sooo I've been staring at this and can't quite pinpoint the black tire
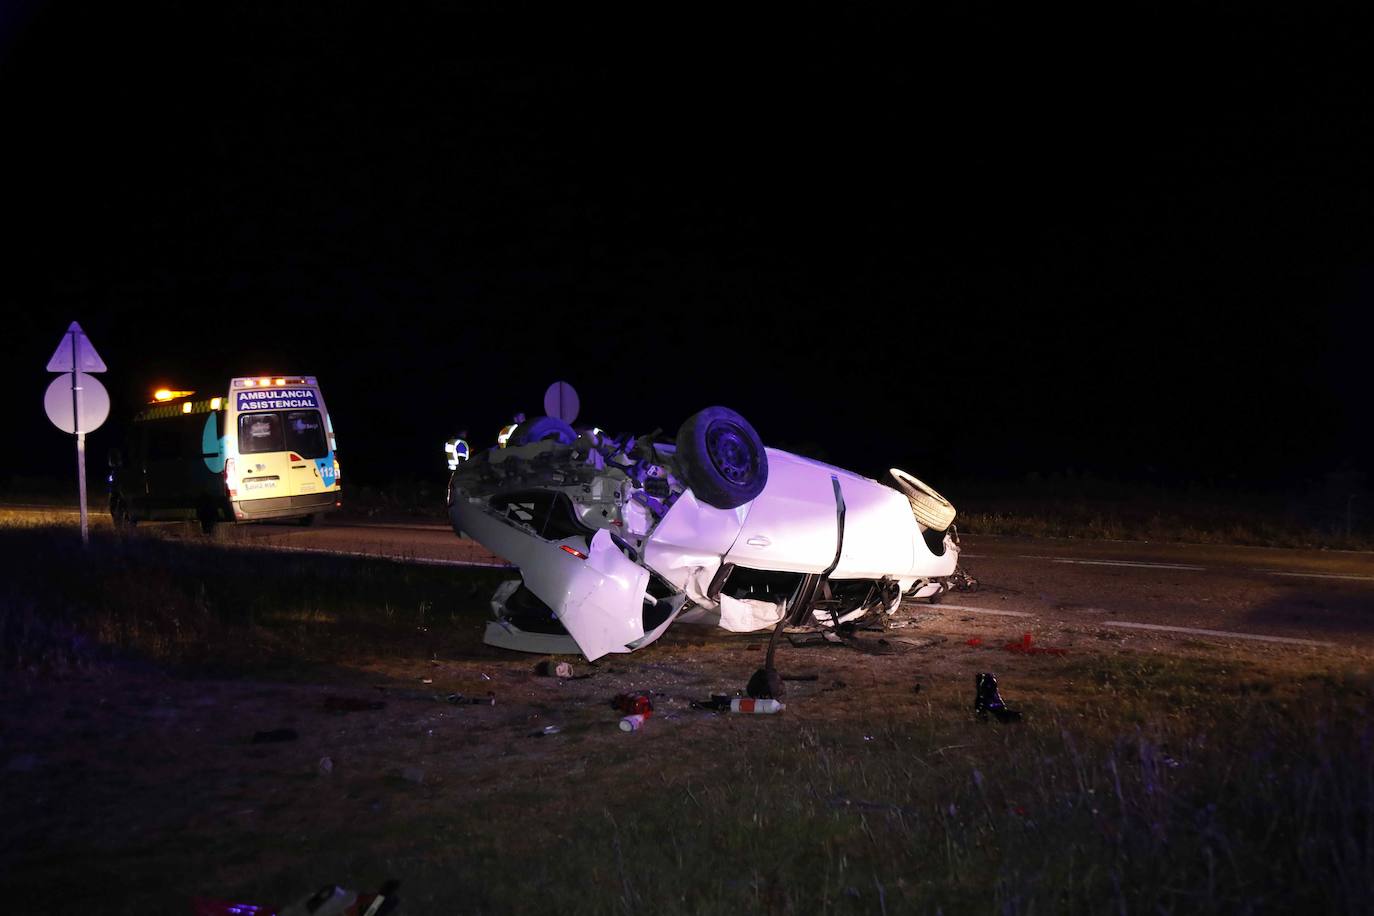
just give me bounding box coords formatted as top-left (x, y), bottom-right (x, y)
top-left (197, 499), bottom-right (219, 535)
top-left (517, 416), bottom-right (577, 446)
top-left (675, 406), bottom-right (768, 509)
top-left (297, 513), bottom-right (316, 527)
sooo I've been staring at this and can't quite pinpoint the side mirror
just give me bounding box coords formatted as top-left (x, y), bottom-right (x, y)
top-left (107, 448), bottom-right (123, 469)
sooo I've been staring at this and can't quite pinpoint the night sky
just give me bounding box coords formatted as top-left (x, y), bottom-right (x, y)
top-left (4, 5), bottom-right (1371, 493)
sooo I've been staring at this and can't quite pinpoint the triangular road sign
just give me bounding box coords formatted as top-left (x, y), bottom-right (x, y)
top-left (46, 321), bottom-right (107, 373)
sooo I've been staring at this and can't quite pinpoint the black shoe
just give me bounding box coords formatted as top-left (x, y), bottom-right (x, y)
top-left (974, 672), bottom-right (1022, 723)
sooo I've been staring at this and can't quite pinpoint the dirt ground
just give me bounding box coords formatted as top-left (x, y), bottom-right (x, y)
top-left (2, 588), bottom-right (1362, 914)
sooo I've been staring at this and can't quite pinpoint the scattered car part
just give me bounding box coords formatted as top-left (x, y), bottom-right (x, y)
top-left (890, 468), bottom-right (957, 532)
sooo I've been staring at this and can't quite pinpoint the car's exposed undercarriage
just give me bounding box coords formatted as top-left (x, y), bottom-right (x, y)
top-left (448, 408), bottom-right (967, 660)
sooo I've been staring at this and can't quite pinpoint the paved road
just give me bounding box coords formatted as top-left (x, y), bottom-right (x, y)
top-left (11, 506), bottom-right (1373, 648)
top-left (953, 536), bottom-right (1374, 648)
top-left (227, 516), bottom-right (1374, 649)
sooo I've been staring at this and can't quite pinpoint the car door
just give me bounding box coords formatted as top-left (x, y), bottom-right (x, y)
top-left (235, 411), bottom-right (292, 500)
top-left (282, 408), bottom-right (329, 497)
top-left (722, 449), bottom-right (840, 574)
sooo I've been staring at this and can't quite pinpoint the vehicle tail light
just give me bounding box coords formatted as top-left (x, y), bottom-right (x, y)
top-left (224, 458), bottom-right (236, 498)
top-left (289, 452), bottom-right (303, 462)
top-left (559, 545), bottom-right (588, 560)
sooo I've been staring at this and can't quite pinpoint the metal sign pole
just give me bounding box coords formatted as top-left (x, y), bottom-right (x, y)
top-left (44, 322), bottom-right (108, 547)
top-left (70, 330), bottom-right (89, 546)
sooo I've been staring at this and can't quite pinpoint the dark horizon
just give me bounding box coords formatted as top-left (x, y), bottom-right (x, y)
top-left (4, 5), bottom-right (1371, 495)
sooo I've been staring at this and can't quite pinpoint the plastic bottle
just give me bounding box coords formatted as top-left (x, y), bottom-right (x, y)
top-left (619, 713), bottom-right (648, 731)
top-left (730, 698), bottom-right (784, 714)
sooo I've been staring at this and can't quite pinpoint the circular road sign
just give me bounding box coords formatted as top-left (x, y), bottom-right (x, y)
top-left (44, 372), bottom-right (110, 434)
top-left (543, 380), bottom-right (580, 425)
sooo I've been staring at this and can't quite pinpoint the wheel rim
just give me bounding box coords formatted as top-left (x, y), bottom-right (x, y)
top-left (705, 420), bottom-right (758, 486)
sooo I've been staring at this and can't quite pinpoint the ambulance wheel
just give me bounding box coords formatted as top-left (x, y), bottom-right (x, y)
top-left (197, 500), bottom-right (219, 535)
top-left (111, 497), bottom-right (136, 529)
top-left (676, 406), bottom-right (768, 509)
top-left (297, 513), bottom-right (316, 527)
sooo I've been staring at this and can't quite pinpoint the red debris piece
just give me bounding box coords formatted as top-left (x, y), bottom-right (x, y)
top-left (1002, 633), bottom-right (1067, 656)
top-left (612, 693), bottom-right (653, 716)
top-left (965, 638), bottom-right (984, 647)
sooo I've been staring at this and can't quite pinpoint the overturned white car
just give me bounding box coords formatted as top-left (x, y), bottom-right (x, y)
top-left (447, 406), bottom-right (963, 661)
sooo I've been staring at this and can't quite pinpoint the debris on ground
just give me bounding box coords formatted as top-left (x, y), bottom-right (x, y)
top-left (194, 881), bottom-right (398, 916)
top-left (694, 695), bottom-right (785, 714)
top-left (965, 637), bottom-right (984, 647)
top-left (690, 694), bottom-right (734, 711)
top-left (534, 659), bottom-right (574, 678)
top-left (446, 692), bottom-right (496, 706)
top-left (282, 883), bottom-right (357, 916)
top-left (612, 694), bottom-right (653, 715)
top-left (251, 728), bottom-right (298, 744)
top-left (612, 693), bottom-right (654, 731)
top-left (193, 898), bottom-right (270, 916)
top-left (1002, 633), bottom-right (1068, 656)
top-left (973, 672), bottom-right (1022, 723)
top-left (530, 725), bottom-right (561, 737)
top-left (323, 696), bottom-right (386, 713)
top-left (949, 566), bottom-right (980, 593)
top-left (787, 631), bottom-right (846, 647)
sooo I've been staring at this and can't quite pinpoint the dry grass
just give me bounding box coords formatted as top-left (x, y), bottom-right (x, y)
top-left (0, 523), bottom-right (1371, 913)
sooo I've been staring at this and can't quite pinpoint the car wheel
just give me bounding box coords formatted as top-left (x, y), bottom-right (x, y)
top-left (889, 468), bottom-right (956, 532)
top-left (675, 406), bottom-right (769, 509)
top-left (517, 416), bottom-right (577, 446)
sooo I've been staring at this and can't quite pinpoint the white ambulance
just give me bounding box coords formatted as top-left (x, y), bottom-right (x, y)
top-left (109, 376), bottom-right (342, 531)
